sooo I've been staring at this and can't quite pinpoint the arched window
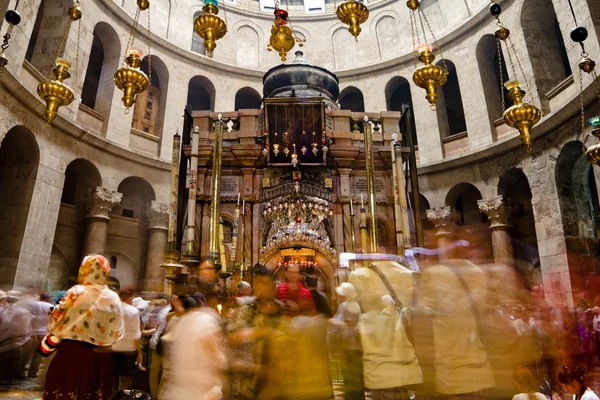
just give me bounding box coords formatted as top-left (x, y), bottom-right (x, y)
top-left (375, 16), bottom-right (401, 60)
top-left (339, 86), bottom-right (365, 112)
top-left (113, 177), bottom-right (156, 219)
top-left (131, 56), bottom-right (169, 138)
top-left (188, 76), bottom-right (216, 111)
top-left (476, 34), bottom-right (512, 122)
top-left (385, 76), bottom-right (417, 146)
top-left (237, 26), bottom-right (259, 69)
top-left (191, 11), bottom-right (206, 55)
top-left (235, 87), bottom-right (262, 110)
top-left (436, 60), bottom-right (467, 137)
top-left (521, 0), bottom-right (572, 97)
top-left (110, 256), bottom-right (118, 270)
top-left (445, 183), bottom-right (485, 226)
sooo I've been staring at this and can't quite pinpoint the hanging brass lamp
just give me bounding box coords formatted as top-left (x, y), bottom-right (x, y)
top-left (36, 1), bottom-right (82, 124)
top-left (0, 4), bottom-right (23, 71)
top-left (585, 117), bottom-right (600, 165)
top-left (336, 0), bottom-right (369, 41)
top-left (114, 0), bottom-right (152, 111)
top-left (407, 1), bottom-right (447, 109)
top-left (114, 49), bottom-right (149, 111)
top-left (193, 0), bottom-right (227, 58)
top-left (267, 8), bottom-right (304, 63)
top-left (412, 44), bottom-right (447, 110)
top-left (502, 81), bottom-right (541, 153)
top-left (490, 3), bottom-right (541, 153)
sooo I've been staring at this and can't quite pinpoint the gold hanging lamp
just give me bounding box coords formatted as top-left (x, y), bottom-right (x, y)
top-left (490, 3), bottom-right (541, 153)
top-left (36, 1), bottom-right (82, 124)
top-left (193, 0), bottom-right (227, 58)
top-left (267, 5), bottom-right (305, 63)
top-left (114, 1), bottom-right (152, 112)
top-left (407, 0), bottom-right (447, 110)
top-left (0, 1), bottom-right (23, 71)
top-left (336, 0), bottom-right (369, 41)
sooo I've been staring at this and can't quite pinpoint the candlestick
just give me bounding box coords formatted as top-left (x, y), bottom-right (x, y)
top-left (350, 199), bottom-right (354, 215)
top-left (242, 199), bottom-right (245, 214)
top-left (361, 193), bottom-right (364, 208)
top-left (237, 193), bottom-right (240, 206)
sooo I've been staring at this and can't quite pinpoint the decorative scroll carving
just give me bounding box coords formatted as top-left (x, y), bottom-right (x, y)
top-left (426, 206), bottom-right (454, 238)
top-left (85, 187), bottom-right (123, 220)
top-left (147, 201), bottom-right (169, 230)
top-left (478, 195), bottom-right (512, 228)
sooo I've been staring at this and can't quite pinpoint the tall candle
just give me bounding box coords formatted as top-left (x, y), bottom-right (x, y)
top-left (361, 193), bottom-right (364, 208)
top-left (350, 199), bottom-right (354, 215)
top-left (237, 193), bottom-right (240, 206)
top-left (242, 199), bottom-right (245, 214)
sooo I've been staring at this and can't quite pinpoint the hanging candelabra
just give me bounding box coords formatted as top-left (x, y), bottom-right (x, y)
top-left (336, 0), bottom-right (369, 41)
top-left (490, 3), bottom-right (541, 153)
top-left (194, 0), bottom-right (227, 58)
top-left (37, 1), bottom-right (82, 124)
top-left (267, 2), bottom-right (305, 63)
top-left (407, 1), bottom-right (447, 110)
top-left (0, 1), bottom-right (22, 71)
top-left (114, 0), bottom-right (152, 112)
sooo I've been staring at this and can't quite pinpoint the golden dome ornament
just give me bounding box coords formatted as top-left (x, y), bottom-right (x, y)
top-left (502, 81), bottom-right (541, 153)
top-left (37, 59), bottom-right (75, 124)
top-left (412, 44), bottom-right (447, 110)
top-left (193, 0), bottom-right (227, 58)
top-left (36, 0), bottom-right (82, 124)
top-left (336, 0), bottom-right (369, 41)
top-left (114, 49), bottom-right (149, 112)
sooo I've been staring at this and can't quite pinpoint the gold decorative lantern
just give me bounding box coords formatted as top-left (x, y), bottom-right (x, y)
top-left (412, 44), bottom-right (447, 110)
top-left (502, 81), bottom-right (541, 153)
top-left (193, 0), bottom-right (227, 58)
top-left (336, 0), bottom-right (369, 41)
top-left (490, 3), bottom-right (541, 153)
top-left (114, 49), bottom-right (149, 111)
top-left (114, 0), bottom-right (152, 111)
top-left (267, 8), bottom-right (305, 63)
top-left (586, 117), bottom-right (600, 165)
top-left (407, 1), bottom-right (447, 109)
top-left (36, 1), bottom-right (82, 124)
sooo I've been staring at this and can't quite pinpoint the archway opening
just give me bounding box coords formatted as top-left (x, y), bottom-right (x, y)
top-left (436, 60), bottom-right (467, 137)
top-left (385, 76), bottom-right (417, 146)
top-left (339, 86), bottom-right (365, 113)
top-left (188, 76), bottom-right (216, 111)
top-left (235, 87), bottom-right (262, 111)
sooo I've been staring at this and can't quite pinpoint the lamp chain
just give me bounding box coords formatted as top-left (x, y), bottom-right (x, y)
top-left (496, 37), bottom-right (505, 112)
top-left (420, 8), bottom-right (448, 73)
top-left (125, 7), bottom-right (142, 64)
top-left (507, 35), bottom-right (536, 107)
top-left (409, 11), bottom-right (418, 70)
top-left (147, 6), bottom-right (152, 86)
top-left (580, 68), bottom-right (585, 139)
top-left (74, 16), bottom-right (81, 93)
top-left (49, 18), bottom-right (73, 79)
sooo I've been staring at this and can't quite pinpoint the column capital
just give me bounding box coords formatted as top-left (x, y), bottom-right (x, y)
top-left (147, 201), bottom-right (169, 230)
top-left (337, 168), bottom-right (353, 175)
top-left (478, 195), bottom-right (512, 228)
top-left (426, 206), bottom-right (454, 237)
top-left (86, 187), bottom-right (122, 219)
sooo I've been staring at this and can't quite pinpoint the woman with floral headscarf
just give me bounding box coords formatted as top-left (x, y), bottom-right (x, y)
top-left (41, 255), bottom-right (124, 400)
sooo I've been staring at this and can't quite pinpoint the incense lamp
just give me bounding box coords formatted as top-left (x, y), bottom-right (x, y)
top-left (37, 59), bottom-right (75, 123)
top-left (586, 117), bottom-right (600, 165)
top-left (193, 0), bottom-right (227, 58)
top-left (336, 0), bottom-right (369, 41)
top-left (267, 9), bottom-right (295, 63)
top-left (503, 81), bottom-right (541, 153)
top-left (412, 44), bottom-right (447, 109)
top-left (114, 48), bottom-right (149, 111)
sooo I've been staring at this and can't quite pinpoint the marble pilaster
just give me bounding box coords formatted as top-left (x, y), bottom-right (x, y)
top-left (478, 195), bottom-right (515, 266)
top-left (145, 201), bottom-right (169, 292)
top-left (81, 187), bottom-right (122, 257)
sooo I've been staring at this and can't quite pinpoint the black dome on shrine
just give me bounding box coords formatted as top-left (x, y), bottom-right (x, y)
top-left (262, 51), bottom-right (339, 106)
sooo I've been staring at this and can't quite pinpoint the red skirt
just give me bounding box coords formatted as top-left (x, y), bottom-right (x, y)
top-left (43, 339), bottom-right (114, 400)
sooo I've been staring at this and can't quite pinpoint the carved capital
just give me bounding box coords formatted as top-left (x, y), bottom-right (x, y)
top-left (478, 195), bottom-right (512, 228)
top-left (147, 201), bottom-right (169, 230)
top-left (86, 187), bottom-right (122, 219)
top-left (426, 206), bottom-right (454, 237)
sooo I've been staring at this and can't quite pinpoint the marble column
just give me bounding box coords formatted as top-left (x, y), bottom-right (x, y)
top-left (426, 207), bottom-right (455, 260)
top-left (81, 187), bottom-right (122, 258)
top-left (478, 196), bottom-right (514, 266)
top-left (145, 201), bottom-right (169, 292)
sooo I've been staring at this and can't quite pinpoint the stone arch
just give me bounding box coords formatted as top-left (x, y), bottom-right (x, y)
top-left (385, 76), bottom-right (417, 145)
top-left (498, 168), bottom-right (540, 270)
top-left (520, 0), bottom-right (572, 98)
top-left (188, 76), bottom-right (216, 111)
top-left (237, 25), bottom-right (260, 69)
top-left (476, 34), bottom-right (512, 122)
top-left (113, 177), bottom-right (156, 219)
top-left (0, 126), bottom-right (40, 287)
top-left (332, 27), bottom-right (363, 70)
top-left (25, 0), bottom-right (75, 75)
top-left (60, 158), bottom-right (102, 220)
top-left (445, 182), bottom-right (485, 226)
top-left (47, 246), bottom-right (70, 291)
top-left (104, 251), bottom-right (139, 289)
top-left (191, 11), bottom-right (206, 55)
top-left (375, 15), bottom-right (400, 60)
top-left (339, 86), bottom-right (365, 113)
top-left (436, 60), bottom-right (467, 137)
top-left (130, 55), bottom-right (170, 138)
top-left (80, 21), bottom-right (122, 134)
top-left (235, 87), bottom-right (262, 111)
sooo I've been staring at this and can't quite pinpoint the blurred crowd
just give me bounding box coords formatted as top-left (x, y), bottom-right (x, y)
top-left (1, 248), bottom-right (600, 400)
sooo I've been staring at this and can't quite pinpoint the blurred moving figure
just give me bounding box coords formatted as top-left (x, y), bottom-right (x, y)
top-left (113, 288), bottom-right (143, 391)
top-left (0, 290), bottom-right (32, 382)
top-left (42, 255), bottom-right (124, 400)
top-left (511, 365), bottom-right (547, 400)
top-left (277, 264), bottom-right (314, 316)
top-left (18, 291), bottom-right (53, 378)
top-left (332, 282), bottom-right (365, 400)
top-left (306, 275), bottom-right (332, 318)
top-left (557, 365), bottom-right (600, 400)
top-left (349, 261), bottom-right (422, 400)
top-left (421, 249), bottom-right (496, 399)
top-left (148, 298), bottom-right (171, 397)
top-left (158, 295), bottom-right (226, 400)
